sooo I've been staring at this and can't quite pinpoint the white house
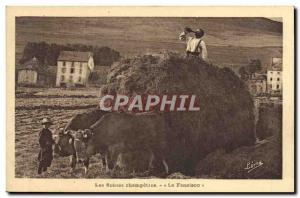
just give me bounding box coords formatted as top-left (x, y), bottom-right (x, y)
top-left (17, 57), bottom-right (46, 86)
top-left (56, 51), bottom-right (94, 87)
top-left (267, 57), bottom-right (282, 93)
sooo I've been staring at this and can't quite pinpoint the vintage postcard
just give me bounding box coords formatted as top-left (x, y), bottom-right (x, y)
top-left (6, 6), bottom-right (294, 193)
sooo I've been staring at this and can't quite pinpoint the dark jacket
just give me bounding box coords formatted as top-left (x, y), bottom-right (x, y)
top-left (38, 128), bottom-right (54, 167)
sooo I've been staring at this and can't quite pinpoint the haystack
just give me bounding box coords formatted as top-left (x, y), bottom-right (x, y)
top-left (101, 52), bottom-right (255, 175)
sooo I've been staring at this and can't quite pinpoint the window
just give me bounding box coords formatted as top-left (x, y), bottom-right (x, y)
top-left (69, 76), bottom-right (73, 82)
top-left (61, 75), bottom-right (65, 82)
top-left (270, 72), bottom-right (273, 74)
top-left (79, 64), bottom-right (83, 74)
top-left (270, 78), bottom-right (272, 81)
top-left (63, 61), bottom-right (66, 66)
top-left (277, 78), bottom-right (280, 81)
top-left (277, 72), bottom-right (280, 74)
top-left (70, 62), bottom-right (75, 73)
top-left (78, 76), bottom-right (81, 82)
top-left (276, 84), bottom-right (280, 89)
top-left (61, 67), bottom-right (66, 73)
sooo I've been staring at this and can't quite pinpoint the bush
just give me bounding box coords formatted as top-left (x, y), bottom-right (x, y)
top-left (256, 104), bottom-right (282, 140)
top-left (195, 134), bottom-right (282, 179)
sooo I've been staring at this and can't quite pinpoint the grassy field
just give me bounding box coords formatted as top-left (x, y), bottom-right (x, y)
top-left (15, 88), bottom-right (282, 179)
top-left (15, 88), bottom-right (106, 178)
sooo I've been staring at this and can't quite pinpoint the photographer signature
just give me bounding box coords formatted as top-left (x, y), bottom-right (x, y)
top-left (244, 160), bottom-right (264, 173)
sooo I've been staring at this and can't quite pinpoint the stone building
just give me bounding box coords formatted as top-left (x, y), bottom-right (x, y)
top-left (267, 57), bottom-right (282, 94)
top-left (17, 57), bottom-right (46, 86)
top-left (55, 51), bottom-right (94, 87)
top-left (247, 74), bottom-right (267, 96)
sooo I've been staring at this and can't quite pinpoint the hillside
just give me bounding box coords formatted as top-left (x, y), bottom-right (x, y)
top-left (16, 17), bottom-right (282, 68)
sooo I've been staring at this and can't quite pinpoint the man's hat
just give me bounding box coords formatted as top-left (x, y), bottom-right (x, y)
top-left (195, 29), bottom-right (204, 38)
top-left (41, 118), bottom-right (53, 125)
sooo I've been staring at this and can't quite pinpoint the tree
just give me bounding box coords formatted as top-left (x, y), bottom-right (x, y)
top-left (19, 42), bottom-right (121, 66)
top-left (20, 42), bottom-right (49, 66)
top-left (247, 59), bottom-right (262, 74)
top-left (238, 59), bottom-right (262, 80)
top-left (238, 66), bottom-right (248, 80)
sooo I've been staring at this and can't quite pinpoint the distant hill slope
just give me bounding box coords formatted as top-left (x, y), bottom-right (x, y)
top-left (16, 17), bottom-right (282, 68)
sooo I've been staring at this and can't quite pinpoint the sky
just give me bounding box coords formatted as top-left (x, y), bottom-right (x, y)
top-left (268, 17), bottom-right (283, 22)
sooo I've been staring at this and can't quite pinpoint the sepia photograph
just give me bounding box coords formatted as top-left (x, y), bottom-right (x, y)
top-left (6, 6), bottom-right (294, 193)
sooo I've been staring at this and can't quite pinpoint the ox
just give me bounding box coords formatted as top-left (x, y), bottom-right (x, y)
top-left (54, 109), bottom-right (108, 171)
top-left (82, 112), bottom-right (170, 175)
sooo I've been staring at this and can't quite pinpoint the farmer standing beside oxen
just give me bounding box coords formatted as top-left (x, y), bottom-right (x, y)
top-left (38, 118), bottom-right (55, 174)
top-left (179, 27), bottom-right (208, 61)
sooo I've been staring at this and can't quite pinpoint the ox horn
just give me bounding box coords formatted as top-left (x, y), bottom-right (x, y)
top-left (63, 129), bottom-right (71, 135)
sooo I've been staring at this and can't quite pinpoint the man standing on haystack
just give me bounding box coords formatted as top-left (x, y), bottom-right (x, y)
top-left (179, 27), bottom-right (208, 62)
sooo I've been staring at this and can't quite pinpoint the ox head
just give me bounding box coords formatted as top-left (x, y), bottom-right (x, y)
top-left (53, 128), bottom-right (93, 157)
top-left (74, 129), bottom-right (92, 142)
top-left (53, 128), bottom-right (76, 157)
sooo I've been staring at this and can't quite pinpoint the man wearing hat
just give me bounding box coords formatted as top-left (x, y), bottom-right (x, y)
top-left (179, 27), bottom-right (208, 61)
top-left (38, 118), bottom-right (55, 174)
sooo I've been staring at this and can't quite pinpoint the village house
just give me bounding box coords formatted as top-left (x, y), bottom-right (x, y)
top-left (267, 57), bottom-right (282, 94)
top-left (247, 74), bottom-right (267, 96)
top-left (56, 51), bottom-right (94, 87)
top-left (17, 57), bottom-right (46, 86)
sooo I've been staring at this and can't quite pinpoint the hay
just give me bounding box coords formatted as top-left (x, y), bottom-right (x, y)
top-left (101, 52), bottom-right (255, 175)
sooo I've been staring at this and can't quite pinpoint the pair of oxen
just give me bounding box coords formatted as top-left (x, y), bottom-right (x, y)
top-left (53, 109), bottom-right (169, 176)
